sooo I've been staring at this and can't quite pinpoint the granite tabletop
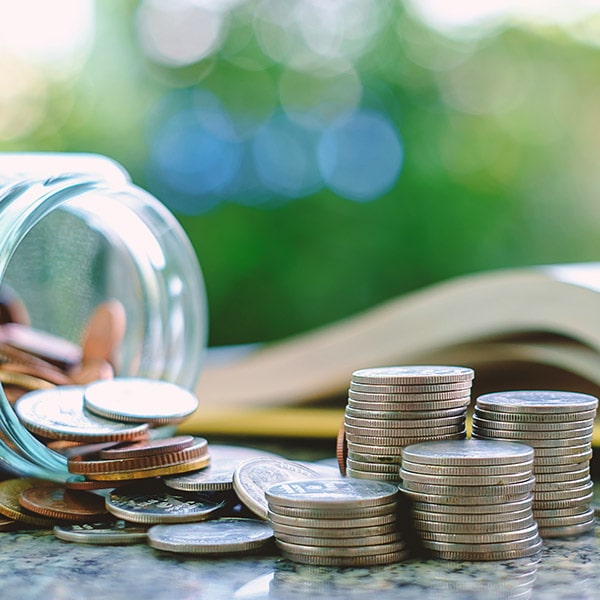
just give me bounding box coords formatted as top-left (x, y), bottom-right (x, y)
top-left (0, 521), bottom-right (597, 600)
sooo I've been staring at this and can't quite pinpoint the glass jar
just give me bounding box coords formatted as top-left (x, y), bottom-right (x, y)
top-left (0, 153), bottom-right (208, 480)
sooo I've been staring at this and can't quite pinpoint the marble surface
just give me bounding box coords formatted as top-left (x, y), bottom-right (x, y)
top-left (0, 516), bottom-right (597, 599)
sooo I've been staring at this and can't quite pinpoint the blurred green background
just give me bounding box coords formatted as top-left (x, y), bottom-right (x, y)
top-left (1, 0), bottom-right (599, 347)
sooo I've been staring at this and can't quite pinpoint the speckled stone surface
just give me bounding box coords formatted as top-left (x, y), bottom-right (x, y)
top-left (0, 519), bottom-right (597, 600)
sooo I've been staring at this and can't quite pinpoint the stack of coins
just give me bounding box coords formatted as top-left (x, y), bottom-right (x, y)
top-left (265, 479), bottom-right (408, 566)
top-left (399, 439), bottom-right (542, 560)
top-left (344, 366), bottom-right (473, 482)
top-left (473, 390), bottom-right (598, 538)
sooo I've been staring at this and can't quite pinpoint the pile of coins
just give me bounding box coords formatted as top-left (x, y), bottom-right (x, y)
top-left (343, 366), bottom-right (473, 482)
top-left (265, 479), bottom-right (408, 567)
top-left (400, 439), bottom-right (542, 560)
top-left (472, 390), bottom-right (598, 538)
top-left (0, 299), bottom-right (126, 405)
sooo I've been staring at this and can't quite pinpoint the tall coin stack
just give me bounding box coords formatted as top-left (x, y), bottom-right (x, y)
top-left (399, 439), bottom-right (542, 561)
top-left (472, 390), bottom-right (598, 538)
top-left (265, 479), bottom-right (408, 567)
top-left (344, 366), bottom-right (473, 482)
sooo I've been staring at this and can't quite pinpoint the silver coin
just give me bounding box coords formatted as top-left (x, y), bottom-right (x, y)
top-left (351, 366), bottom-right (474, 385)
top-left (536, 519), bottom-right (595, 539)
top-left (350, 381), bottom-right (472, 393)
top-left (534, 508), bottom-right (595, 528)
top-left (401, 439), bottom-right (534, 466)
top-left (475, 391), bottom-right (598, 413)
top-left (347, 442), bottom-right (404, 456)
top-left (401, 458), bottom-right (534, 477)
top-left (14, 386), bottom-right (149, 441)
top-left (399, 468), bottom-right (532, 487)
top-left (401, 476), bottom-right (536, 497)
top-left (400, 485), bottom-right (533, 506)
top-left (346, 403), bottom-right (468, 418)
top-left (275, 538), bottom-right (407, 557)
top-left (267, 510), bottom-right (398, 529)
top-left (265, 479), bottom-right (398, 509)
top-left (420, 531), bottom-right (541, 553)
top-left (413, 515), bottom-right (534, 535)
top-left (164, 445), bottom-right (281, 492)
top-left (53, 520), bottom-right (147, 545)
top-left (533, 493), bottom-right (594, 510)
top-left (269, 521), bottom-right (399, 539)
top-left (346, 458), bottom-right (400, 474)
top-left (279, 549), bottom-right (409, 567)
top-left (474, 407), bottom-right (597, 422)
top-left (412, 507), bottom-right (533, 524)
top-left (345, 400), bottom-right (468, 423)
top-left (232, 458), bottom-right (322, 520)
top-left (348, 389), bottom-right (472, 402)
top-left (83, 378), bottom-right (199, 425)
top-left (347, 397), bottom-right (471, 413)
top-left (533, 480), bottom-right (594, 501)
top-left (345, 423), bottom-right (463, 438)
top-left (347, 451), bottom-right (402, 464)
top-left (344, 415), bottom-right (465, 429)
top-left (346, 469), bottom-right (399, 482)
top-left (147, 517), bottom-right (273, 554)
top-left (409, 496), bottom-right (533, 514)
top-left (533, 475), bottom-right (591, 492)
top-left (273, 530), bottom-right (404, 547)
top-left (529, 444), bottom-right (592, 457)
top-left (472, 429), bottom-right (593, 446)
top-left (534, 505), bottom-right (595, 519)
top-left (425, 538), bottom-right (542, 561)
top-left (533, 449), bottom-right (593, 464)
top-left (267, 500), bottom-right (398, 519)
top-left (417, 522), bottom-right (539, 544)
top-left (533, 461), bottom-right (589, 474)
top-left (345, 431), bottom-right (466, 446)
top-left (106, 481), bottom-right (226, 524)
top-left (533, 466), bottom-right (590, 483)
top-left (472, 414), bottom-right (595, 432)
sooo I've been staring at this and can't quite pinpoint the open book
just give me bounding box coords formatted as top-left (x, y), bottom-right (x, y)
top-left (183, 263), bottom-right (600, 444)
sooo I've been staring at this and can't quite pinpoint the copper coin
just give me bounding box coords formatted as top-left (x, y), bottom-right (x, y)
top-left (85, 454), bottom-right (211, 481)
top-left (19, 484), bottom-right (109, 521)
top-left (336, 420), bottom-right (347, 476)
top-left (68, 359), bottom-right (114, 385)
top-left (1, 323), bottom-right (81, 370)
top-left (80, 300), bottom-right (127, 365)
top-left (64, 476), bottom-right (129, 491)
top-left (0, 478), bottom-right (58, 527)
top-left (0, 360), bottom-right (72, 386)
top-left (98, 436), bottom-right (195, 460)
top-left (0, 370), bottom-right (55, 391)
top-left (0, 516), bottom-right (19, 531)
top-left (68, 437), bottom-right (209, 474)
top-left (54, 441), bottom-right (122, 458)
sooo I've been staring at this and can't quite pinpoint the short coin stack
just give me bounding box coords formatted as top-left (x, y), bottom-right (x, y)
top-left (265, 479), bottom-right (408, 566)
top-left (344, 366), bottom-right (473, 482)
top-left (400, 439), bottom-right (542, 560)
top-left (472, 390), bottom-right (598, 538)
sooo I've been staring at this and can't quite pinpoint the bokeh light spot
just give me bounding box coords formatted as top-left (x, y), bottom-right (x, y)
top-left (148, 98), bottom-right (243, 214)
top-left (317, 110), bottom-right (403, 202)
top-left (136, 0), bottom-right (224, 67)
top-left (251, 111), bottom-right (323, 198)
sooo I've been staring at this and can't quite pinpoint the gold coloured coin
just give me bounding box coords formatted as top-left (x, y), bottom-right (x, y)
top-left (67, 437), bottom-right (209, 474)
top-left (86, 454), bottom-right (210, 480)
top-left (0, 478), bottom-right (57, 527)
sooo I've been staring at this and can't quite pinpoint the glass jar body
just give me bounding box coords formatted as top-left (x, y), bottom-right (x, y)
top-left (0, 153), bottom-right (207, 479)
